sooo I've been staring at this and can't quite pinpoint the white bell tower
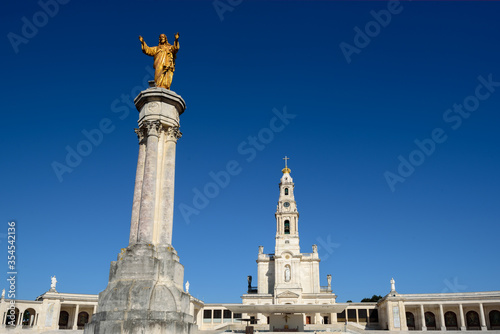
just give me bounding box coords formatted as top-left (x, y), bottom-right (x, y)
top-left (273, 157), bottom-right (303, 300)
top-left (275, 156), bottom-right (300, 255)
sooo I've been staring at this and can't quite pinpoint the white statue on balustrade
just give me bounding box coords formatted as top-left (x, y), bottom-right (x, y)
top-left (51, 275), bottom-right (57, 291)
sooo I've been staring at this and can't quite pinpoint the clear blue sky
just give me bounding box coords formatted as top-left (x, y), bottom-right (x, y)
top-left (1, 0), bottom-right (499, 304)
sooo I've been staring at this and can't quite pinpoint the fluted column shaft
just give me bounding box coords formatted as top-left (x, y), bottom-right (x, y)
top-left (129, 128), bottom-right (147, 245)
top-left (158, 126), bottom-right (182, 245)
top-left (137, 121), bottom-right (161, 243)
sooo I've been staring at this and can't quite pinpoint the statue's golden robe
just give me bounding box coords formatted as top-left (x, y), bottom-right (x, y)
top-left (142, 42), bottom-right (179, 89)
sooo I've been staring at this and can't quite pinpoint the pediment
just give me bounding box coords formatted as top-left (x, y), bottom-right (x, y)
top-left (277, 291), bottom-right (300, 298)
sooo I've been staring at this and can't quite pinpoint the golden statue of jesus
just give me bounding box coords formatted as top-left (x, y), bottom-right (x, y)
top-left (139, 33), bottom-right (180, 90)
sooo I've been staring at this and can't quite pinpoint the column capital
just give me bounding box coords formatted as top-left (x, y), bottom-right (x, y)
top-left (142, 120), bottom-right (162, 138)
top-left (165, 126), bottom-right (182, 142)
top-left (134, 127), bottom-right (147, 142)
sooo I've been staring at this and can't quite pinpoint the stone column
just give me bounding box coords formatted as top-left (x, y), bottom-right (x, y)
top-left (401, 302), bottom-right (408, 331)
top-left (386, 305), bottom-right (391, 329)
top-left (197, 309), bottom-right (203, 326)
top-left (129, 128), bottom-right (147, 245)
top-left (17, 308), bottom-right (24, 326)
top-left (439, 304), bottom-right (446, 331)
top-left (479, 303), bottom-right (487, 331)
top-left (420, 304), bottom-right (427, 331)
top-left (73, 304), bottom-right (80, 330)
top-left (459, 304), bottom-right (466, 331)
top-left (332, 312), bottom-right (337, 324)
top-left (158, 126), bottom-right (181, 245)
top-left (137, 121), bottom-right (161, 243)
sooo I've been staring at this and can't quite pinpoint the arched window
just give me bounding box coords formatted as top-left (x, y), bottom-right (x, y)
top-left (445, 311), bottom-right (458, 329)
top-left (406, 312), bottom-right (415, 329)
top-left (424, 312), bottom-right (436, 329)
top-left (466, 311), bottom-right (480, 330)
top-left (59, 311), bottom-right (69, 329)
top-left (77, 312), bottom-right (89, 329)
top-left (489, 310), bottom-right (500, 329)
top-left (22, 309), bottom-right (36, 327)
top-left (284, 188), bottom-right (288, 195)
top-left (284, 220), bottom-right (290, 234)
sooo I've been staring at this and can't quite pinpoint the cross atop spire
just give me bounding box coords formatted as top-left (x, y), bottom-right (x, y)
top-left (282, 156), bottom-right (291, 174)
top-left (283, 156), bottom-right (290, 168)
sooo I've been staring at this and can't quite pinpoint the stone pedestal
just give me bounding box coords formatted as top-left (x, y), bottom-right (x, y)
top-left (85, 88), bottom-right (193, 334)
top-left (85, 245), bottom-right (193, 334)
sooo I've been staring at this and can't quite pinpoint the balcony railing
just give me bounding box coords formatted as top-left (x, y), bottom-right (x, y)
top-left (320, 286), bottom-right (332, 293)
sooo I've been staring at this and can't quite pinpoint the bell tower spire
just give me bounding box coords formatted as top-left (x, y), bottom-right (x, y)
top-left (275, 157), bottom-right (300, 255)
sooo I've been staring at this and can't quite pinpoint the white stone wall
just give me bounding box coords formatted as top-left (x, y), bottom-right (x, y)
top-left (0, 292), bottom-right (98, 332)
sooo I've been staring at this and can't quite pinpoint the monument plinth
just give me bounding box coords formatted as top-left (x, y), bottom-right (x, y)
top-left (85, 87), bottom-right (193, 334)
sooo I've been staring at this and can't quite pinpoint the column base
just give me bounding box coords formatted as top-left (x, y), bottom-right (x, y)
top-left (460, 326), bottom-right (467, 331)
top-left (481, 326), bottom-right (488, 331)
top-left (84, 244), bottom-right (194, 334)
top-left (441, 326), bottom-right (447, 331)
top-left (422, 326), bottom-right (427, 331)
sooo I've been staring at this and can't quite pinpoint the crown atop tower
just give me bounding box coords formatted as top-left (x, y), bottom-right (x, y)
top-left (280, 156), bottom-right (293, 184)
